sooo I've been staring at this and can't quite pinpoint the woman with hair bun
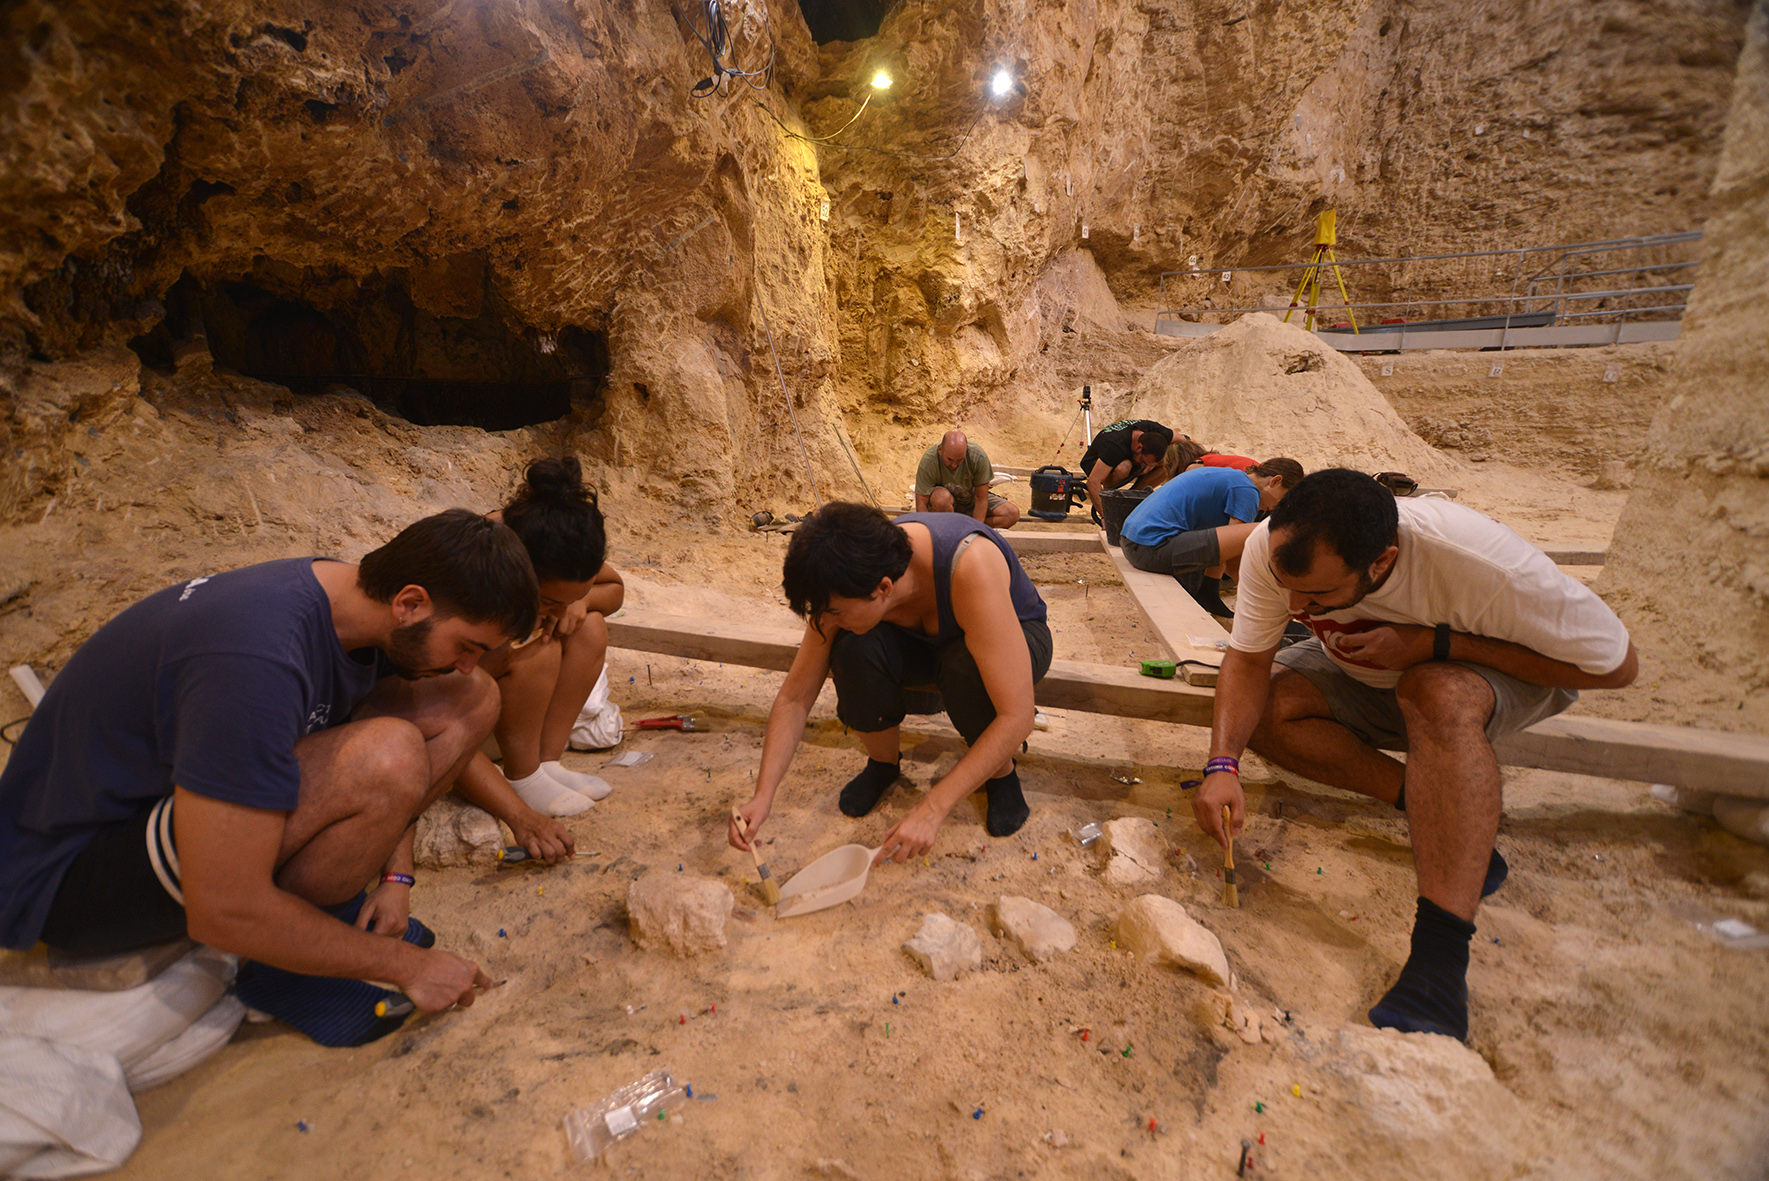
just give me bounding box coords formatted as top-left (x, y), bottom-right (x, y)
top-left (456, 457), bottom-right (624, 861)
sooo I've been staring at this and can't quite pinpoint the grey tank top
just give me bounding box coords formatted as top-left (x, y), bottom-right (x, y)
top-left (893, 513), bottom-right (1047, 646)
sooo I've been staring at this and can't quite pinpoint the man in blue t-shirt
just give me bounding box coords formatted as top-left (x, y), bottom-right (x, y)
top-left (1118, 459), bottom-right (1303, 614)
top-left (0, 509), bottom-right (538, 1045)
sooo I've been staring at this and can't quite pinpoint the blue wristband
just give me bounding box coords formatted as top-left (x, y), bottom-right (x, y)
top-left (381, 873), bottom-right (415, 888)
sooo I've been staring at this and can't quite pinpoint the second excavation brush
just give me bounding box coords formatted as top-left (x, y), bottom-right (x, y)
top-left (732, 810), bottom-right (781, 905)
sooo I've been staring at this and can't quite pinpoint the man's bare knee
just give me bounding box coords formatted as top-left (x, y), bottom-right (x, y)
top-left (317, 716), bottom-right (429, 812)
top-left (1248, 669), bottom-right (1332, 754)
top-left (929, 488), bottom-right (955, 512)
top-left (1395, 664), bottom-right (1493, 734)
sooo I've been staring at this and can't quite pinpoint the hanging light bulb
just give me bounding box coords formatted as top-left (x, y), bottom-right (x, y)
top-left (871, 70), bottom-right (893, 90)
top-left (990, 69), bottom-right (1012, 98)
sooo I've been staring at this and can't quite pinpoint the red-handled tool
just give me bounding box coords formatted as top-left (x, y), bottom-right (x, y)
top-left (636, 714), bottom-right (698, 731)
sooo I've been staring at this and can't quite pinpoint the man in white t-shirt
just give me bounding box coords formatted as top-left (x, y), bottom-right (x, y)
top-left (1193, 469), bottom-right (1636, 1041)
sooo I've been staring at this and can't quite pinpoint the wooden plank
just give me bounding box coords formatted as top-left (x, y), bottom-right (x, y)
top-left (1040, 659), bottom-right (1216, 726)
top-left (1003, 532), bottom-right (1105, 555)
top-left (608, 609), bottom-right (1218, 727)
top-left (1098, 533), bottom-right (1229, 685)
top-left (1544, 550), bottom-right (1607, 566)
top-left (608, 611), bottom-right (801, 672)
top-left (0, 938), bottom-right (195, 991)
top-left (604, 609), bottom-right (1769, 796)
top-left (1493, 716), bottom-right (1769, 800)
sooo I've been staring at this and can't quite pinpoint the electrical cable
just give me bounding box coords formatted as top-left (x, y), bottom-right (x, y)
top-left (754, 99), bottom-right (988, 161)
top-left (1, 716), bottom-right (29, 747)
top-left (752, 285), bottom-right (823, 508)
top-left (793, 91), bottom-right (873, 143)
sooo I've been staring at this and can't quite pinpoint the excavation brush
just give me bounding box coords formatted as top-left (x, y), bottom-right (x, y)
top-left (732, 810), bottom-right (781, 905)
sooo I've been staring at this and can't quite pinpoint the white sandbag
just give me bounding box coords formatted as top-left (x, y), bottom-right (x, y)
top-left (124, 995), bottom-right (247, 1092)
top-left (0, 947), bottom-right (233, 1076)
top-left (568, 665), bottom-right (624, 751)
top-left (0, 1036), bottom-right (139, 1179)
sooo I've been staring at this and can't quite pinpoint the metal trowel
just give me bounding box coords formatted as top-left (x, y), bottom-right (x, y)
top-left (774, 843), bottom-right (885, 918)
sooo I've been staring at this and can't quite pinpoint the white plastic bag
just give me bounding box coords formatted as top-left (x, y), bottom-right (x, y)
top-left (569, 666), bottom-right (624, 751)
top-left (0, 1036), bottom-right (140, 1179)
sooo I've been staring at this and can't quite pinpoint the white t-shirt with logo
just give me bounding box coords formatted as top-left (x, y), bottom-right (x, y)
top-left (1230, 499), bottom-right (1632, 690)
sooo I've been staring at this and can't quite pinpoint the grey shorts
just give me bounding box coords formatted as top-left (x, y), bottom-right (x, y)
top-left (928, 490), bottom-right (1011, 515)
top-left (1273, 638), bottom-right (1576, 752)
top-left (1121, 528), bottom-right (1221, 575)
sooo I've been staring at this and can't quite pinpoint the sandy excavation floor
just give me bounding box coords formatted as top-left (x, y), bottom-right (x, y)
top-left (114, 526), bottom-right (1769, 1181)
top-left (4, 340), bottom-right (1765, 1179)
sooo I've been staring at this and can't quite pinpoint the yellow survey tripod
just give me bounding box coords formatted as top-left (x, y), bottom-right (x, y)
top-left (1283, 210), bottom-right (1358, 334)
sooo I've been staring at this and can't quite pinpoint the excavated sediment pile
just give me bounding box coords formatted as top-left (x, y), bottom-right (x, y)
top-left (1128, 313), bottom-right (1461, 482)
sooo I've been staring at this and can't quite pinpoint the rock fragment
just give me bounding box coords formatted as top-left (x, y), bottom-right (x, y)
top-left (413, 797), bottom-right (502, 868)
top-left (1101, 817), bottom-right (1164, 887)
top-left (626, 873), bottom-right (734, 957)
top-left (992, 896), bottom-right (1077, 962)
top-left (1115, 894), bottom-right (1230, 986)
top-left (902, 913), bottom-right (983, 981)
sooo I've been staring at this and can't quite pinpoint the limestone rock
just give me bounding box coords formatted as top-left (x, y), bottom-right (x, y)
top-left (1326, 1025), bottom-right (1530, 1168)
top-left (626, 874), bottom-right (734, 957)
top-left (1115, 895), bottom-right (1230, 987)
top-left (1713, 795), bottom-right (1769, 847)
top-left (1227, 998), bottom-right (1262, 1045)
top-left (992, 896), bottom-right (1077, 963)
top-left (903, 913), bottom-right (983, 982)
top-left (1100, 817), bottom-right (1164, 888)
top-left (413, 797), bottom-right (502, 869)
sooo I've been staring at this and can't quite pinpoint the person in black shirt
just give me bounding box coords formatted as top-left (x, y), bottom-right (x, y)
top-left (1078, 419), bottom-right (1176, 522)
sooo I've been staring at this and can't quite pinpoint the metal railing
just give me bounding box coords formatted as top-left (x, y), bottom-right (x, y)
top-left (1155, 231), bottom-right (1702, 340)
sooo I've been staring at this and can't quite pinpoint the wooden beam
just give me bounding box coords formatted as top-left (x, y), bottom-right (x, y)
top-left (1098, 532), bottom-right (1229, 686)
top-left (1545, 550), bottom-right (1607, 566)
top-left (1493, 716), bottom-right (1769, 799)
top-left (1002, 532), bottom-right (1106, 555)
top-left (605, 608), bottom-right (1769, 797)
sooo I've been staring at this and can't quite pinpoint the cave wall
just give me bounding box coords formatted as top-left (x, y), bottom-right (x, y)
top-left (0, 0), bottom-right (1754, 522)
top-left (1602, 0), bottom-right (1769, 728)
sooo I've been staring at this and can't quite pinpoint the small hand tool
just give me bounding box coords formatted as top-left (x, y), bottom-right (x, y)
top-left (637, 714), bottom-right (698, 731)
top-left (1222, 804), bottom-right (1239, 908)
top-left (731, 810), bottom-right (781, 905)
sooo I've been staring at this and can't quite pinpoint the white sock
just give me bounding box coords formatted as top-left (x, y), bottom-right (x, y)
top-left (542, 760), bottom-right (613, 801)
top-left (508, 767), bottom-right (593, 816)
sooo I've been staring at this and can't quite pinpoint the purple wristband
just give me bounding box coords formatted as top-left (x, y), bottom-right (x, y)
top-left (381, 873), bottom-right (415, 888)
top-left (1204, 757), bottom-right (1241, 776)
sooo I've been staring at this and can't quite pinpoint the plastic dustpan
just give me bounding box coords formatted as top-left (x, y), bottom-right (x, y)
top-left (774, 844), bottom-right (883, 918)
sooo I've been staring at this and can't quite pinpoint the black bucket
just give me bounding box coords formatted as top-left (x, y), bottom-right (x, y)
top-left (1099, 487), bottom-right (1152, 547)
top-left (1029, 464), bottom-right (1084, 521)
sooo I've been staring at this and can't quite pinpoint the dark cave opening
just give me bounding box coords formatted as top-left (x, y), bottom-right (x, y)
top-left (130, 268), bottom-right (608, 431)
top-left (796, 0), bottom-right (894, 44)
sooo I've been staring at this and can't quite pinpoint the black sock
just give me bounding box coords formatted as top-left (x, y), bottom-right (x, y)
top-left (1368, 896), bottom-right (1476, 1040)
top-left (1482, 848), bottom-right (1508, 898)
top-left (1181, 575), bottom-right (1234, 619)
top-left (983, 767), bottom-right (1030, 837)
top-left (839, 758), bottom-right (902, 817)
top-left (1392, 788), bottom-right (1507, 898)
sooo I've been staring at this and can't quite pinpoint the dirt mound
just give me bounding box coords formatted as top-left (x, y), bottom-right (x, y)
top-left (1130, 314), bottom-right (1461, 483)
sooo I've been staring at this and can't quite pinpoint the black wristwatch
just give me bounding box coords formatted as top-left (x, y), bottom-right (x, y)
top-left (1433, 623), bottom-right (1452, 662)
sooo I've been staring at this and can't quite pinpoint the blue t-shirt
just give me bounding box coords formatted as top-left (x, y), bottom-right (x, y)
top-left (0, 558), bottom-right (385, 948)
top-left (1121, 467), bottom-right (1259, 547)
